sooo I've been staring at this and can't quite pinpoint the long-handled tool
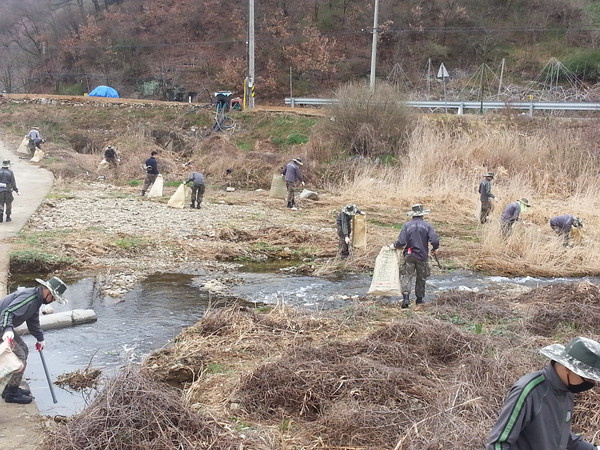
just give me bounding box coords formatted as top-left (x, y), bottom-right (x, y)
top-left (37, 344), bottom-right (57, 404)
top-left (431, 252), bottom-right (443, 269)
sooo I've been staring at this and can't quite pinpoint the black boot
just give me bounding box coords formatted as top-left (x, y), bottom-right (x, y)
top-left (2, 385), bottom-right (30, 398)
top-left (3, 386), bottom-right (33, 404)
top-left (196, 203), bottom-right (201, 209)
top-left (286, 202), bottom-right (292, 208)
top-left (190, 202), bottom-right (195, 208)
top-left (401, 292), bottom-right (410, 309)
top-left (416, 297), bottom-right (424, 305)
top-left (5, 215), bottom-right (11, 222)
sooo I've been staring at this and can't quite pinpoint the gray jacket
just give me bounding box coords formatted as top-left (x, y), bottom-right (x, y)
top-left (283, 162), bottom-right (302, 183)
top-left (550, 214), bottom-right (575, 233)
top-left (500, 201), bottom-right (521, 224)
top-left (479, 178), bottom-right (495, 202)
top-left (186, 172), bottom-right (205, 186)
top-left (486, 364), bottom-right (595, 450)
top-left (393, 217), bottom-right (440, 262)
top-left (0, 168), bottom-right (18, 193)
top-left (0, 286), bottom-right (45, 342)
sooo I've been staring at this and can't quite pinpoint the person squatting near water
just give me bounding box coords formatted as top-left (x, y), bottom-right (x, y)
top-left (550, 214), bottom-right (584, 246)
top-left (479, 171), bottom-right (496, 224)
top-left (391, 204), bottom-right (440, 309)
top-left (336, 204), bottom-right (365, 258)
top-left (0, 277), bottom-right (68, 404)
top-left (486, 336), bottom-right (600, 450)
top-left (0, 160), bottom-right (18, 223)
top-left (283, 157), bottom-right (304, 210)
top-left (185, 170), bottom-right (205, 209)
top-left (26, 126), bottom-right (44, 153)
top-left (500, 198), bottom-right (532, 238)
top-left (141, 151), bottom-right (159, 196)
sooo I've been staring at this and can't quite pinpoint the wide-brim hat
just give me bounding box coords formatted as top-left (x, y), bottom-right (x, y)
top-left (485, 172), bottom-right (495, 178)
top-left (292, 158), bottom-right (303, 166)
top-left (406, 204), bottom-right (430, 216)
top-left (519, 198), bottom-right (532, 207)
top-left (342, 204), bottom-right (359, 216)
top-left (36, 277), bottom-right (68, 304)
top-left (1, 160), bottom-right (10, 168)
top-left (540, 337), bottom-right (600, 382)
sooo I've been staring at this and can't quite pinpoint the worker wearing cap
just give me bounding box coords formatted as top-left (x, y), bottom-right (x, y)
top-left (0, 160), bottom-right (18, 223)
top-left (479, 171), bottom-right (496, 224)
top-left (282, 157), bottom-right (304, 210)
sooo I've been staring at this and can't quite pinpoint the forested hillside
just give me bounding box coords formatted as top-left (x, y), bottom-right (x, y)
top-left (2, 0), bottom-right (600, 101)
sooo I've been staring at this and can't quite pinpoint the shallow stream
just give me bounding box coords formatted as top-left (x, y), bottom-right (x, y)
top-left (10, 269), bottom-right (600, 416)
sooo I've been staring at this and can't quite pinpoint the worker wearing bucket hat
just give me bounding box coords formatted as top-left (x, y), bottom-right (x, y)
top-left (282, 157), bottom-right (304, 210)
top-left (500, 197), bottom-right (532, 238)
top-left (478, 171), bottom-right (496, 224)
top-left (550, 214), bottom-right (584, 246)
top-left (390, 204), bottom-right (439, 308)
top-left (336, 203), bottom-right (364, 258)
top-left (0, 277), bottom-right (68, 404)
top-left (487, 336), bottom-right (600, 450)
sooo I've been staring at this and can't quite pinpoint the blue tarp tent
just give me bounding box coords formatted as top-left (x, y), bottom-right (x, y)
top-left (88, 86), bottom-right (119, 98)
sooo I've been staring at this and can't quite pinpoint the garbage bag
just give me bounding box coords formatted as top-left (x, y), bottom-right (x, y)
top-left (367, 246), bottom-right (401, 296)
top-left (352, 214), bottom-right (367, 249)
top-left (299, 189), bottom-right (319, 200)
top-left (147, 174), bottom-right (164, 198)
top-left (269, 174), bottom-right (287, 199)
top-left (0, 341), bottom-right (24, 394)
top-left (30, 149), bottom-right (45, 162)
top-left (17, 137), bottom-right (29, 154)
top-left (167, 183), bottom-right (187, 208)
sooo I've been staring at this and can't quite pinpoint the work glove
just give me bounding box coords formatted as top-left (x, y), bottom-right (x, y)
top-left (35, 341), bottom-right (45, 351)
top-left (301, 181), bottom-right (305, 186)
top-left (388, 244), bottom-right (395, 250)
top-left (344, 237), bottom-right (350, 244)
top-left (2, 330), bottom-right (14, 341)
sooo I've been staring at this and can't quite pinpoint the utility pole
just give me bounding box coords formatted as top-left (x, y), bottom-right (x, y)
top-left (248, 0), bottom-right (255, 108)
top-left (369, 0), bottom-right (379, 90)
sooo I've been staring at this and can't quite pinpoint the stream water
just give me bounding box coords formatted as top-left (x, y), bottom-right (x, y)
top-left (9, 269), bottom-right (600, 417)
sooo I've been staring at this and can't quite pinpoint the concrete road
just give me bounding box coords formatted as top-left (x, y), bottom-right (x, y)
top-left (0, 135), bottom-right (54, 450)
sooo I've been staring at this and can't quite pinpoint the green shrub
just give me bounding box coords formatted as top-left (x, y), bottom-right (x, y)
top-left (58, 83), bottom-right (85, 96)
top-left (563, 49), bottom-right (600, 81)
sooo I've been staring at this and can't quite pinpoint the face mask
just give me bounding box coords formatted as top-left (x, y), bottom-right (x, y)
top-left (567, 373), bottom-right (596, 393)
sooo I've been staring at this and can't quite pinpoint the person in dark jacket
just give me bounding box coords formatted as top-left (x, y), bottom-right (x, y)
top-left (26, 126), bottom-right (43, 153)
top-left (103, 145), bottom-right (120, 169)
top-left (392, 204), bottom-right (440, 308)
top-left (0, 277), bottom-right (68, 404)
top-left (185, 170), bottom-right (205, 209)
top-left (336, 204), bottom-right (364, 258)
top-left (0, 160), bottom-right (18, 223)
top-left (282, 157), bottom-right (304, 210)
top-left (487, 336), bottom-right (600, 450)
top-left (479, 171), bottom-right (496, 224)
top-left (500, 198), bottom-right (532, 238)
top-left (141, 151), bottom-right (159, 196)
top-left (550, 214), bottom-right (583, 246)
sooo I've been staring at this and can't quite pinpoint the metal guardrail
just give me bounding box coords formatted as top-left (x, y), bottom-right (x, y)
top-left (284, 97), bottom-right (600, 115)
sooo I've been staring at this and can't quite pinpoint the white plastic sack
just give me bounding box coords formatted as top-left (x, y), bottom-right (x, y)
top-left (17, 137), bottom-right (29, 154)
top-left (167, 183), bottom-right (187, 209)
top-left (97, 158), bottom-right (110, 172)
top-left (299, 189), bottom-right (319, 200)
top-left (0, 341), bottom-right (24, 393)
top-left (269, 174), bottom-right (287, 199)
top-left (147, 174), bottom-right (164, 198)
top-left (30, 149), bottom-right (45, 162)
top-left (367, 246), bottom-right (401, 296)
top-left (352, 214), bottom-right (367, 249)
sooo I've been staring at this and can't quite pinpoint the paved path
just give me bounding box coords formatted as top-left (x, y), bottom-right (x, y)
top-left (0, 135), bottom-right (54, 450)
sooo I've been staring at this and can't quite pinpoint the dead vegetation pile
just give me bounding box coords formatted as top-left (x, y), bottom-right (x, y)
top-left (41, 366), bottom-right (259, 450)
top-left (44, 284), bottom-right (600, 449)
